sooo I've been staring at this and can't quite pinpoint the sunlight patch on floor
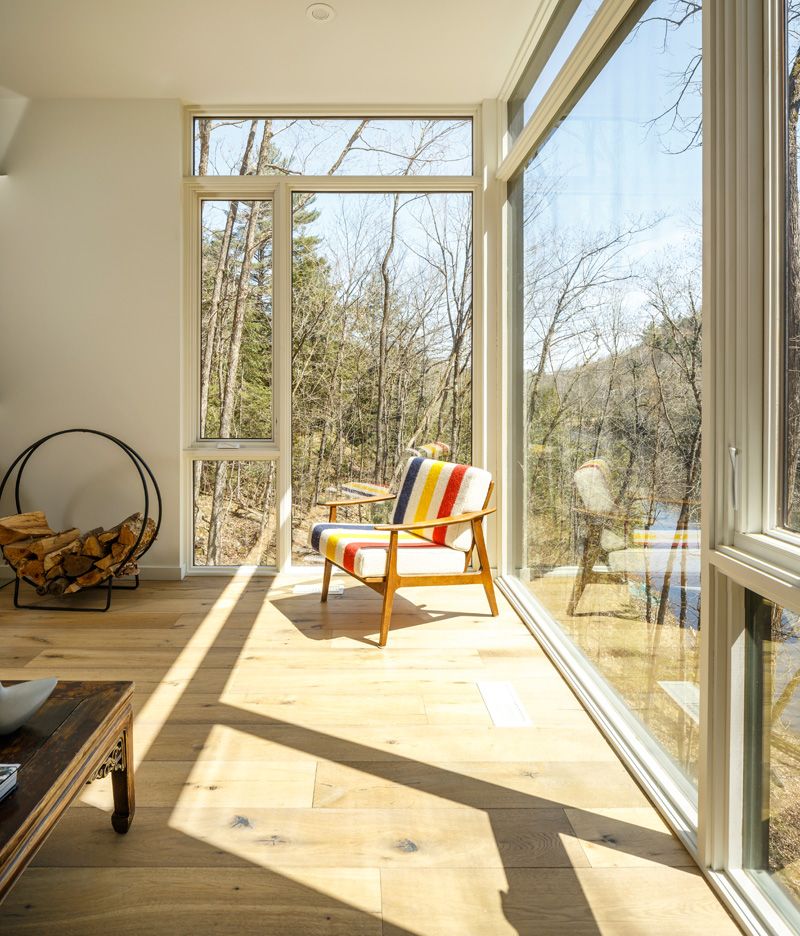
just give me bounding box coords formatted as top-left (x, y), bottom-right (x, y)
top-left (81, 567), bottom-right (258, 809)
top-left (165, 726), bottom-right (389, 917)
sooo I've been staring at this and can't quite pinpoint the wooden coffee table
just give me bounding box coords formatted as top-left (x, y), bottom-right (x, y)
top-left (0, 680), bottom-right (134, 900)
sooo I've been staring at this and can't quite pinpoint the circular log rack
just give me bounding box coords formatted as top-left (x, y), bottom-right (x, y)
top-left (0, 429), bottom-right (162, 612)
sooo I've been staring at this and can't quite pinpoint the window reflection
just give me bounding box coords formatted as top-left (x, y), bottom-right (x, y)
top-left (512, 0), bottom-right (703, 783)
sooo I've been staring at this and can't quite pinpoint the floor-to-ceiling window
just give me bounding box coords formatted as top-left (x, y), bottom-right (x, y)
top-left (509, 0), bottom-right (703, 788)
top-left (184, 115), bottom-right (477, 572)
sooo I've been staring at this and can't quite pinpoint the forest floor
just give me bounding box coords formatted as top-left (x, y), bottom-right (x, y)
top-left (194, 494), bottom-right (276, 567)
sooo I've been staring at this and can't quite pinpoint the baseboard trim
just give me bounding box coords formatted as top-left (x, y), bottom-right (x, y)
top-left (138, 565), bottom-right (185, 581)
top-left (0, 564), bottom-right (184, 582)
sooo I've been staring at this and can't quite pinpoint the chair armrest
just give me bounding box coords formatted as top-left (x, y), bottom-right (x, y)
top-left (316, 494), bottom-right (396, 508)
top-left (374, 506), bottom-right (496, 533)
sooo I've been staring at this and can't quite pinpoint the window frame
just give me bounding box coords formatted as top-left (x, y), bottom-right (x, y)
top-left (718, 0), bottom-right (800, 586)
top-left (505, 0), bottom-right (583, 141)
top-left (182, 106), bottom-right (488, 575)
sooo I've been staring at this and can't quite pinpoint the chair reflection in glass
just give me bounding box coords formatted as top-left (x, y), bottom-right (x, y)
top-left (568, 458), bottom-right (700, 627)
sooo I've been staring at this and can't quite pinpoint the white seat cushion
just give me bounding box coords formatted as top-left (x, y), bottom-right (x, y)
top-left (310, 523), bottom-right (466, 578)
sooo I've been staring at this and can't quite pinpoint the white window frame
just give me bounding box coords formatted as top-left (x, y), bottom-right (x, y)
top-left (715, 0), bottom-right (800, 593)
top-left (181, 106), bottom-right (490, 575)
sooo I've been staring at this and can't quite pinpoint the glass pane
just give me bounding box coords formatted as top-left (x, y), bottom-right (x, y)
top-left (511, 0), bottom-right (703, 784)
top-left (194, 118), bottom-right (472, 176)
top-left (744, 590), bottom-right (800, 906)
top-left (200, 199), bottom-right (272, 440)
top-left (193, 460), bottom-right (277, 566)
top-left (508, 0), bottom-right (603, 139)
top-left (784, 1), bottom-right (800, 529)
top-left (291, 191), bottom-right (473, 563)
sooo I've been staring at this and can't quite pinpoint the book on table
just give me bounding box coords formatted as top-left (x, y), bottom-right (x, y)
top-left (0, 764), bottom-right (20, 803)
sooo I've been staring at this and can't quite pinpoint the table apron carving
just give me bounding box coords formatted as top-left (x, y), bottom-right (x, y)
top-left (92, 735), bottom-right (126, 781)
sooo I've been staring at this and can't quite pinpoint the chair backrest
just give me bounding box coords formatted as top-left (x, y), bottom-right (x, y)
top-left (392, 457), bottom-right (492, 552)
top-left (415, 441), bottom-right (451, 461)
top-left (573, 459), bottom-right (616, 517)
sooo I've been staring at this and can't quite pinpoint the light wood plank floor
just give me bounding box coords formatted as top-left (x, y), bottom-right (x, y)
top-left (0, 573), bottom-right (740, 935)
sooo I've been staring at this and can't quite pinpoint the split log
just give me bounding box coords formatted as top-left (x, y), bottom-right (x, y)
top-left (45, 577), bottom-right (71, 597)
top-left (104, 518), bottom-right (155, 566)
top-left (139, 517), bottom-right (156, 552)
top-left (43, 538), bottom-right (81, 573)
top-left (117, 515), bottom-right (143, 547)
top-left (95, 552), bottom-right (120, 572)
top-left (98, 513), bottom-right (141, 545)
top-left (17, 559), bottom-right (45, 587)
top-left (45, 563), bottom-right (65, 580)
top-left (0, 512), bottom-right (54, 545)
top-left (2, 539), bottom-right (42, 566)
top-left (28, 529), bottom-right (80, 560)
top-left (80, 528), bottom-right (106, 559)
top-left (111, 541), bottom-right (129, 561)
top-left (75, 568), bottom-right (106, 589)
top-left (62, 554), bottom-right (94, 577)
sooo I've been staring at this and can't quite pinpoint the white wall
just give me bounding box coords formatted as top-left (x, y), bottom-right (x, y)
top-left (0, 99), bottom-right (183, 576)
top-left (0, 90), bottom-right (28, 172)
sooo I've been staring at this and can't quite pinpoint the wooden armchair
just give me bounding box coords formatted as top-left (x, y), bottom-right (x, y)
top-left (309, 457), bottom-right (498, 647)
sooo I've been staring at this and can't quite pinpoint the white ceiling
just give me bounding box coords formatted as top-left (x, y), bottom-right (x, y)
top-left (0, 0), bottom-right (539, 103)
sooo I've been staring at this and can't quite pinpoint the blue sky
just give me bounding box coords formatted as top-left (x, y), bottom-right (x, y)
top-left (520, 0), bottom-right (703, 374)
top-left (526, 0), bottom-right (702, 250)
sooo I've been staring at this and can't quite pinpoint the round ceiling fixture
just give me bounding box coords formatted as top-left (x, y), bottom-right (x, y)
top-left (306, 3), bottom-right (336, 22)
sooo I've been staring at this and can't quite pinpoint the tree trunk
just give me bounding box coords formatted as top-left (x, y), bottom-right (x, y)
top-left (196, 118), bottom-right (210, 176)
top-left (375, 193), bottom-right (401, 479)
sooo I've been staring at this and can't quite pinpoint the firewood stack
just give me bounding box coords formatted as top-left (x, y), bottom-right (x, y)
top-left (0, 511), bottom-right (156, 597)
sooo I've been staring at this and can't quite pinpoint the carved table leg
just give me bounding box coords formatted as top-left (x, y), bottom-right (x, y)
top-left (111, 717), bottom-right (135, 834)
top-left (93, 714), bottom-right (135, 834)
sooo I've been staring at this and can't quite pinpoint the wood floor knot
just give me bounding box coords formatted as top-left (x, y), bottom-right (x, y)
top-left (395, 838), bottom-right (419, 853)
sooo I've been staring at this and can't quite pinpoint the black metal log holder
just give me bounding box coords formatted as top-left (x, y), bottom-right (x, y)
top-left (0, 429), bottom-right (162, 612)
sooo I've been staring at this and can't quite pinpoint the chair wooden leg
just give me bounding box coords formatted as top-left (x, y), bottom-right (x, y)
top-left (379, 582), bottom-right (396, 647)
top-left (473, 518), bottom-right (499, 616)
top-left (321, 559), bottom-right (332, 603)
top-left (379, 531), bottom-right (400, 647)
